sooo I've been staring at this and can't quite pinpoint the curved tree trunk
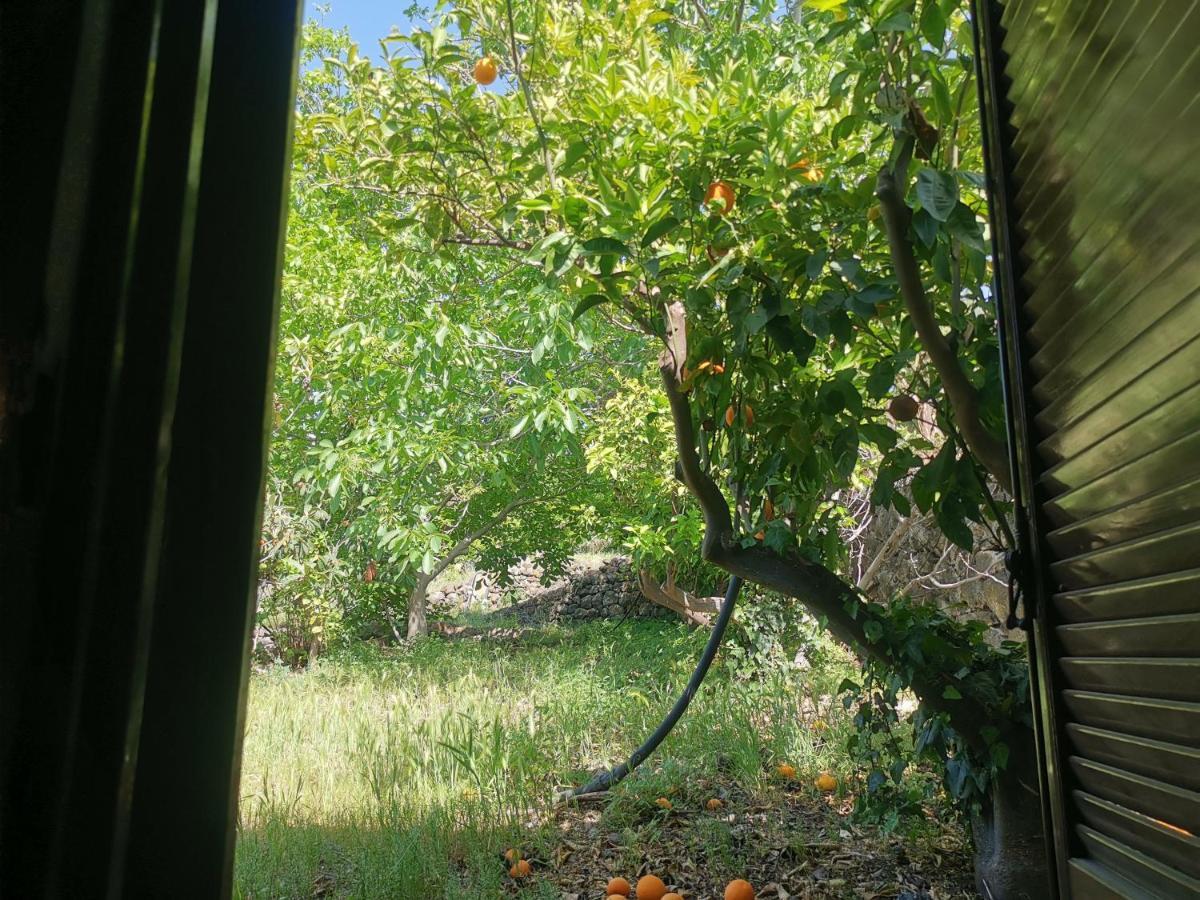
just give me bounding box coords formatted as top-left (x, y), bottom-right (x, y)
top-left (655, 343), bottom-right (1048, 897)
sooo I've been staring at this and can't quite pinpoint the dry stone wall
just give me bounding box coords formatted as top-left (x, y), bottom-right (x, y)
top-left (429, 556), bottom-right (666, 623)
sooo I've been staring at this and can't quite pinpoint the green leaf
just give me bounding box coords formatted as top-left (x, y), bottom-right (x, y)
top-left (916, 168), bottom-right (958, 221)
top-left (561, 140), bottom-right (589, 171)
top-left (942, 685), bottom-right (962, 699)
top-left (571, 293), bottom-right (610, 320)
top-left (508, 415), bottom-right (529, 439)
top-left (641, 215), bottom-right (680, 248)
top-left (581, 236), bottom-right (629, 256)
top-left (912, 208), bottom-right (938, 246)
top-left (877, 11), bottom-right (913, 32)
top-left (920, 0), bottom-right (947, 47)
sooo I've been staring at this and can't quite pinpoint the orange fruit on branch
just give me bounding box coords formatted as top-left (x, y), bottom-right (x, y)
top-left (816, 772), bottom-right (838, 792)
top-left (704, 180), bottom-right (736, 216)
top-left (742, 403), bottom-right (755, 427)
top-left (363, 561), bottom-right (377, 583)
top-left (725, 879), bottom-right (755, 900)
top-left (606, 876), bottom-right (631, 896)
top-left (474, 56), bottom-right (498, 85)
top-left (636, 874), bottom-right (668, 900)
top-left (510, 859), bottom-right (532, 877)
top-left (725, 405), bottom-right (735, 427)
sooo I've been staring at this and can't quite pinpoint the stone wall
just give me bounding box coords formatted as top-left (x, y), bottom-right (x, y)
top-left (429, 555), bottom-right (666, 623)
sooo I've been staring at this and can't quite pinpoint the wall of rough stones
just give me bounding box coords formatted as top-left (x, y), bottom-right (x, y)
top-left (428, 556), bottom-right (666, 623)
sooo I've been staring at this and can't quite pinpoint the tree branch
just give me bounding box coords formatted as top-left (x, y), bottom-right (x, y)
top-left (875, 164), bottom-right (1012, 493)
top-left (504, 0), bottom-right (557, 190)
top-left (658, 347), bottom-right (992, 747)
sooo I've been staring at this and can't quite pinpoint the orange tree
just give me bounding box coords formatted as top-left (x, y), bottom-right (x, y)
top-left (309, 1), bottom-right (1042, 891)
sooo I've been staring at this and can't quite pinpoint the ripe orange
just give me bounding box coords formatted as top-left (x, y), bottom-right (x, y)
top-left (606, 876), bottom-right (631, 896)
top-left (725, 879), bottom-right (755, 900)
top-left (725, 405), bottom-right (735, 427)
top-left (510, 859), bottom-right (532, 877)
top-left (710, 362), bottom-right (726, 375)
top-left (776, 763), bottom-right (797, 779)
top-left (742, 403), bottom-right (755, 427)
top-left (474, 56), bottom-right (498, 85)
top-left (704, 181), bottom-right (736, 216)
top-left (816, 772), bottom-right (838, 792)
top-left (655, 797), bottom-right (673, 810)
top-left (888, 394), bottom-right (919, 422)
top-left (503, 848), bottom-right (521, 863)
top-left (706, 797), bottom-right (723, 810)
top-left (637, 875), bottom-right (668, 900)
top-left (663, 894), bottom-right (685, 900)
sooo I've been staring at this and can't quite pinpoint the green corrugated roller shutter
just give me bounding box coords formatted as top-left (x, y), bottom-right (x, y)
top-left (980, 0), bottom-right (1200, 896)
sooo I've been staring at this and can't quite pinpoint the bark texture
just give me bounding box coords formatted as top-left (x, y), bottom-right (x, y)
top-left (875, 165), bottom-right (1012, 493)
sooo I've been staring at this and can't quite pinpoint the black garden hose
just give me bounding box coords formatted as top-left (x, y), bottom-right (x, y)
top-left (561, 575), bottom-right (744, 799)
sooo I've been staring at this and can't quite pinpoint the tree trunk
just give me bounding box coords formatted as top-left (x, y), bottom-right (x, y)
top-left (406, 573), bottom-right (432, 639)
top-left (971, 731), bottom-right (1050, 899)
top-left (656, 344), bottom-right (1050, 895)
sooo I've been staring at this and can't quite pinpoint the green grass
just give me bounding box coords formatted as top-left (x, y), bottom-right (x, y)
top-left (234, 619), bottom-right (857, 899)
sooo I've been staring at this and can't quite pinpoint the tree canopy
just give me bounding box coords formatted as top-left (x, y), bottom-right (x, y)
top-left (274, 0), bottom-right (1031, 834)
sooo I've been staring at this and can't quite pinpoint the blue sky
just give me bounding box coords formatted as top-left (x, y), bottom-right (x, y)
top-left (305, 1), bottom-right (421, 59)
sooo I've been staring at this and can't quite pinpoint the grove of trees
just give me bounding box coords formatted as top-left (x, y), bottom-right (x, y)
top-left (266, 2), bottom-right (1045, 895)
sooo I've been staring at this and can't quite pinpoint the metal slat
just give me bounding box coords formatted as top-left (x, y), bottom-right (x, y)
top-left (1037, 379), bottom-right (1200, 473)
top-left (1015, 3), bottom-right (1196, 253)
top-left (1060, 658), bottom-right (1200, 699)
top-left (1070, 757), bottom-right (1200, 835)
top-left (1046, 473), bottom-right (1200, 551)
top-left (1057, 614), bottom-right (1200, 657)
top-left (1063, 691), bottom-right (1200, 748)
top-left (1077, 826), bottom-right (1200, 899)
top-left (1054, 569), bottom-right (1200, 624)
top-left (1066, 724), bottom-right (1200, 792)
top-left (1041, 427), bottom-right (1200, 508)
top-left (1036, 295), bottom-right (1200, 430)
top-left (1068, 858), bottom-right (1155, 899)
top-left (1034, 335), bottom-right (1200, 445)
top-left (1050, 520), bottom-right (1200, 589)
top-left (1030, 242), bottom-right (1200, 392)
top-left (1073, 792), bottom-right (1200, 879)
top-left (1036, 340), bottom-right (1200, 463)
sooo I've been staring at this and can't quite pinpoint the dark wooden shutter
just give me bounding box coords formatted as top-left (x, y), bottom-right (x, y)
top-left (975, 0), bottom-right (1200, 896)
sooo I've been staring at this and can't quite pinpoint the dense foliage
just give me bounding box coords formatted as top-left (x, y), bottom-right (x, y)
top-left (273, 0), bottom-right (1033, 833)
